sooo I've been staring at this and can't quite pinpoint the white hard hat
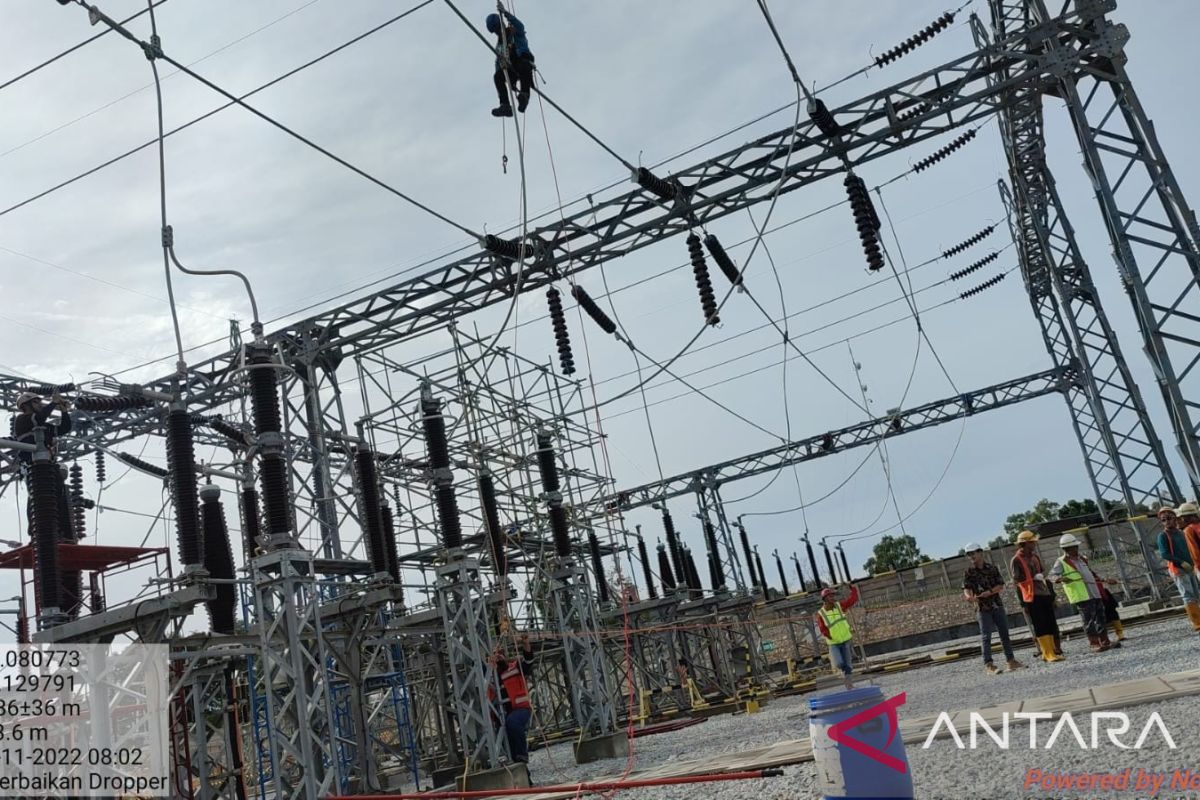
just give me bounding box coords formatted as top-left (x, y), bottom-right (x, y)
top-left (964, 542), bottom-right (983, 553)
top-left (14, 391), bottom-right (39, 409)
top-left (1176, 501), bottom-right (1199, 517)
top-left (1058, 533), bottom-right (1081, 549)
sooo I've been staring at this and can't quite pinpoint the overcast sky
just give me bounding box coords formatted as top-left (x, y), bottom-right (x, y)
top-left (0, 0), bottom-right (1197, 616)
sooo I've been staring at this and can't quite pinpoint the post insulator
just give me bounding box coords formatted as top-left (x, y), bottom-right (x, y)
top-left (656, 543), bottom-right (676, 591)
top-left (240, 485), bottom-right (262, 559)
top-left (29, 460), bottom-right (62, 614)
top-left (662, 509), bottom-right (685, 587)
top-left (808, 98), bottom-right (840, 139)
top-left (247, 345), bottom-right (282, 436)
top-left (942, 225), bottom-right (996, 259)
top-left (755, 550), bottom-right (769, 597)
top-left (354, 449), bottom-right (389, 578)
top-left (703, 520), bottom-right (724, 590)
top-left (571, 284), bottom-right (617, 335)
top-left (912, 128), bottom-right (977, 173)
top-left (687, 233), bottom-right (720, 326)
top-left (775, 551), bottom-right (790, 596)
top-left (535, 431), bottom-right (571, 558)
top-left (55, 465), bottom-right (81, 619)
top-left (380, 503), bottom-right (400, 582)
top-left (635, 167), bottom-right (677, 201)
top-left (844, 173), bottom-right (884, 271)
top-left (637, 534), bottom-right (657, 599)
top-left (535, 432), bottom-right (561, 494)
top-left (793, 554), bottom-right (808, 593)
top-left (166, 408), bottom-right (204, 569)
top-left (15, 605), bottom-right (29, 643)
top-left (683, 546), bottom-right (703, 596)
top-left (546, 286), bottom-right (575, 375)
top-left (478, 472), bottom-right (508, 577)
top-left (875, 11), bottom-right (955, 67)
top-left (200, 484), bottom-right (236, 635)
top-left (420, 391), bottom-right (463, 551)
top-left (704, 234), bottom-right (742, 287)
top-left (420, 395), bottom-right (451, 471)
top-left (738, 524), bottom-right (757, 588)
top-left (587, 530), bottom-right (609, 603)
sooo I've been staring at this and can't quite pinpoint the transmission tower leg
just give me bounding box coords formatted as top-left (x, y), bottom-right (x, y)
top-left (252, 549), bottom-right (338, 800)
top-left (549, 559), bottom-right (629, 764)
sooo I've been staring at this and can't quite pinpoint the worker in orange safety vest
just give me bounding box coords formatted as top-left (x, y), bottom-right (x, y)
top-left (488, 635), bottom-right (534, 766)
top-left (1009, 530), bottom-right (1064, 662)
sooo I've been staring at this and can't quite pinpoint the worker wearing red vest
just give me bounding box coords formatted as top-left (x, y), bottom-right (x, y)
top-left (1009, 530), bottom-right (1064, 662)
top-left (816, 584), bottom-right (860, 690)
top-left (488, 635), bottom-right (534, 765)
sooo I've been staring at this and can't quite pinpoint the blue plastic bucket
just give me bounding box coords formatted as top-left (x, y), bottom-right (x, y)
top-left (809, 685), bottom-right (913, 799)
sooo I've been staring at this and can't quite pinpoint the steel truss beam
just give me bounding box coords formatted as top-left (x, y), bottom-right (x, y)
top-left (602, 368), bottom-right (1067, 513)
top-left (547, 560), bottom-right (619, 742)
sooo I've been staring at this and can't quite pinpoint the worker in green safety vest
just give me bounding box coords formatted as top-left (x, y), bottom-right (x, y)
top-left (1048, 533), bottom-right (1117, 654)
top-left (816, 584), bottom-right (860, 689)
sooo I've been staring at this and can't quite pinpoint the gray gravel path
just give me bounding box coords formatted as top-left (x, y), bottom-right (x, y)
top-left (520, 616), bottom-right (1200, 799)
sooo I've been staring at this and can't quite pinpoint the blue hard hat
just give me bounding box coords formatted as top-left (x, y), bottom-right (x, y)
top-left (486, 13), bottom-right (501, 33)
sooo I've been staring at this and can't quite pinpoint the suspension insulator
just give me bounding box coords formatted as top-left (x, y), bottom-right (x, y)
top-left (844, 173), bottom-right (884, 271)
top-left (534, 432), bottom-right (561, 494)
top-left (247, 345), bottom-right (282, 437)
top-left (192, 415), bottom-right (249, 448)
top-left (687, 233), bottom-right (720, 326)
top-left (166, 408), bottom-right (203, 569)
top-left (17, 382), bottom-right (76, 396)
top-left (484, 234), bottom-right (524, 261)
top-left (808, 98), bottom-right (840, 139)
top-left (704, 234), bottom-right (742, 287)
top-left (434, 484), bottom-right (464, 551)
top-left (949, 251), bottom-right (999, 281)
top-left (95, 451), bottom-right (106, 483)
top-left (69, 463), bottom-right (86, 540)
top-left (942, 225), bottom-right (996, 259)
top-left (546, 286), bottom-right (575, 375)
top-left (29, 460), bottom-right (62, 614)
top-left (200, 484), bottom-right (236, 635)
top-left (354, 449), bottom-right (389, 578)
top-left (912, 128), bottom-right (977, 173)
top-left (116, 451), bottom-right (169, 479)
top-left (587, 530), bottom-right (609, 603)
top-left (662, 509), bottom-right (685, 587)
top-left (420, 395), bottom-right (451, 471)
top-left (380, 503), bottom-right (400, 582)
top-left (637, 534), bottom-right (657, 599)
top-left (73, 395), bottom-right (151, 412)
top-left (896, 100), bottom-right (931, 124)
top-left (875, 10), bottom-right (955, 67)
top-left (240, 486), bottom-right (262, 559)
top-left (656, 543), bottom-right (676, 591)
top-left (635, 167), bottom-right (677, 201)
top-left (959, 272), bottom-right (1008, 299)
top-left (478, 472), bottom-right (508, 577)
top-left (570, 284), bottom-right (617, 335)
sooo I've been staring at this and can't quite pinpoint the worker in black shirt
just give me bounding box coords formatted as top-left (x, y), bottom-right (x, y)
top-left (13, 390), bottom-right (72, 461)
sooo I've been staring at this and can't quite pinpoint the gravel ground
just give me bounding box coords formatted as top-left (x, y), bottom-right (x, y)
top-left (519, 616), bottom-right (1200, 799)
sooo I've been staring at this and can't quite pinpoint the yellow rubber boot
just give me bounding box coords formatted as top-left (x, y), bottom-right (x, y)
top-left (1038, 635), bottom-right (1064, 662)
top-left (1186, 602), bottom-right (1200, 632)
top-left (1109, 620), bottom-right (1126, 641)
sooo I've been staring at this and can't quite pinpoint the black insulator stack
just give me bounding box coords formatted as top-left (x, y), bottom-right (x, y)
top-left (656, 543), bottom-right (676, 591)
top-left (421, 394), bottom-right (463, 551)
top-left (755, 550), bottom-right (769, 597)
top-left (56, 468), bottom-right (81, 619)
top-left (354, 449), bottom-right (389, 578)
top-left (896, 100), bottom-right (932, 124)
top-left (69, 463), bottom-right (86, 539)
top-left (683, 546), bottom-right (702, 596)
top-left (845, 174), bottom-right (884, 271)
top-left (240, 486), bottom-right (262, 558)
top-left (15, 605), bottom-right (29, 644)
top-left (200, 485), bottom-right (236, 635)
top-left (116, 451), bottom-right (169, 479)
top-left (703, 520), bottom-right (724, 590)
top-left (942, 225), bottom-right (996, 259)
top-left (737, 524), bottom-right (758, 588)
top-left (434, 486), bottom-right (464, 553)
top-left (192, 415), bottom-right (249, 448)
top-left (635, 167), bottom-right (677, 201)
top-left (662, 509), bottom-right (686, 587)
top-left (874, 10), bottom-right (955, 67)
top-left (687, 233), bottom-right (720, 326)
top-left (257, 456), bottom-right (291, 540)
top-left (775, 552), bottom-right (790, 597)
top-left (247, 347), bottom-right (282, 436)
top-left (950, 251), bottom-right (999, 281)
top-left (17, 382), bottom-right (75, 395)
top-left (165, 408), bottom-right (203, 569)
top-left (636, 534), bottom-right (657, 599)
top-left (912, 128), bottom-right (977, 173)
top-left (805, 539), bottom-right (822, 590)
top-left (706, 550), bottom-right (721, 595)
top-left (478, 472), bottom-right (508, 577)
top-left (794, 554), bottom-right (808, 593)
top-left (808, 98), bottom-right (840, 139)
top-left (823, 543), bottom-right (838, 585)
top-left (421, 396), bottom-right (451, 472)
top-left (29, 460), bottom-right (62, 613)
top-left (73, 395), bottom-right (151, 412)
top-left (89, 573), bottom-right (105, 614)
top-left (546, 287), bottom-right (575, 375)
top-left (587, 530), bottom-right (610, 603)
top-left (484, 234), bottom-right (524, 261)
top-left (536, 431), bottom-right (572, 558)
top-left (94, 451), bottom-right (106, 483)
top-left (535, 432), bottom-right (561, 494)
top-left (380, 503), bottom-right (400, 582)
top-left (839, 547), bottom-right (852, 583)
top-left (249, 346), bottom-right (291, 541)
top-left (959, 272), bottom-right (1008, 299)
top-left (704, 234), bottom-right (742, 287)
top-left (571, 284), bottom-right (617, 335)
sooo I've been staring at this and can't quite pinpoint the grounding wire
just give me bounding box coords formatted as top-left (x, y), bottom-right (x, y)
top-left (52, 2), bottom-right (476, 240)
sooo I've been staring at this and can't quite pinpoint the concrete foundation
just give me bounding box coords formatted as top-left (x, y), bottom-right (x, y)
top-left (573, 730), bottom-right (630, 764)
top-left (457, 763), bottom-right (530, 792)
